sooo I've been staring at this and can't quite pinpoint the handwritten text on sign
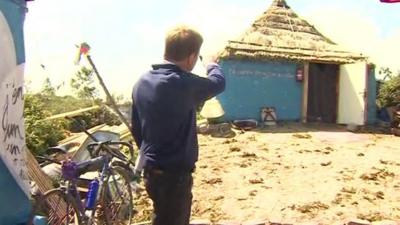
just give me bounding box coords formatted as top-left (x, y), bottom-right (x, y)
top-left (228, 68), bottom-right (293, 79)
top-left (0, 66), bottom-right (29, 194)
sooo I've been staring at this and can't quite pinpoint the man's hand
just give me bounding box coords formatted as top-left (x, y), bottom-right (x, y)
top-left (200, 54), bottom-right (220, 66)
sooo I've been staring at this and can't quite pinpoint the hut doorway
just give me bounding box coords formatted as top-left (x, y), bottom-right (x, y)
top-left (307, 63), bottom-right (339, 123)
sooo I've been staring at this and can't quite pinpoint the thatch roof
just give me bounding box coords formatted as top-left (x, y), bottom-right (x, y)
top-left (219, 0), bottom-right (366, 64)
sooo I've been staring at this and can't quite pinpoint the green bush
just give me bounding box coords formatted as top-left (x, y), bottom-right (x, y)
top-left (378, 74), bottom-right (400, 107)
top-left (68, 106), bottom-right (121, 132)
top-left (25, 94), bottom-right (122, 155)
top-left (24, 94), bottom-right (67, 155)
top-left (37, 94), bottom-right (95, 115)
top-left (25, 75), bottom-right (124, 156)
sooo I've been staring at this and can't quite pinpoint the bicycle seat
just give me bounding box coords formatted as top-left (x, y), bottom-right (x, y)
top-left (47, 142), bottom-right (80, 155)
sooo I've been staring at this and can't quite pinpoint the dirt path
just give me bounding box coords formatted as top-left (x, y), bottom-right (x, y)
top-left (134, 123), bottom-right (400, 224)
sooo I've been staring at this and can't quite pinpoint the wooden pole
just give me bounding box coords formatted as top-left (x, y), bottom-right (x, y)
top-left (86, 55), bottom-right (133, 137)
top-left (27, 150), bottom-right (68, 221)
top-left (301, 62), bottom-right (310, 123)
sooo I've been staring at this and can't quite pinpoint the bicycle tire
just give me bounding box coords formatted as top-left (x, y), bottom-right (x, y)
top-left (100, 165), bottom-right (134, 225)
top-left (34, 188), bottom-right (83, 225)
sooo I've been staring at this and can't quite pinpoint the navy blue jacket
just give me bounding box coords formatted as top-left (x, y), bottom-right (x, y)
top-left (131, 63), bottom-right (225, 172)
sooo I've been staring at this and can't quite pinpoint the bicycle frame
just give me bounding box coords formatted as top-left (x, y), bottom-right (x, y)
top-left (57, 154), bottom-right (111, 225)
top-left (35, 139), bottom-right (137, 225)
top-left (85, 154), bottom-right (110, 224)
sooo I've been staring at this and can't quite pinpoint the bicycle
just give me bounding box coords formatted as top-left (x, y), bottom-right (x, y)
top-left (66, 116), bottom-right (138, 179)
top-left (33, 141), bottom-right (136, 225)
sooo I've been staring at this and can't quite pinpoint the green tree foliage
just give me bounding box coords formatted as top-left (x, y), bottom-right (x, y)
top-left (25, 68), bottom-right (123, 156)
top-left (70, 67), bottom-right (99, 101)
top-left (106, 93), bottom-right (124, 106)
top-left (24, 94), bottom-right (66, 155)
top-left (43, 95), bottom-right (94, 115)
top-left (36, 77), bottom-right (94, 114)
top-left (379, 67), bottom-right (394, 81)
top-left (24, 93), bottom-right (122, 155)
top-left (378, 74), bottom-right (400, 107)
top-left (42, 77), bottom-right (56, 97)
top-left (68, 106), bottom-right (121, 132)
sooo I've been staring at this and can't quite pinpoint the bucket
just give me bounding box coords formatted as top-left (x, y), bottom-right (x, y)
top-left (200, 98), bottom-right (225, 120)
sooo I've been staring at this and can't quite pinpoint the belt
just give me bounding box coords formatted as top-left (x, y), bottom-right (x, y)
top-left (145, 167), bottom-right (164, 175)
top-left (144, 165), bottom-right (195, 175)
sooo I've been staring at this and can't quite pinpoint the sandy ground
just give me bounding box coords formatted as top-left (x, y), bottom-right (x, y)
top-left (133, 123), bottom-right (400, 224)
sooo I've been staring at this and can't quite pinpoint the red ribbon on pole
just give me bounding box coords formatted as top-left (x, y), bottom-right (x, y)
top-left (74, 42), bottom-right (91, 64)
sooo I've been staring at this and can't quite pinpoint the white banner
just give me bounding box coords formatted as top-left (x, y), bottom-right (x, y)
top-left (0, 11), bottom-right (29, 196)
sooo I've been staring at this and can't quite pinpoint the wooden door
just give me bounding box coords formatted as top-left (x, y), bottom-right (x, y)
top-left (307, 63), bottom-right (339, 123)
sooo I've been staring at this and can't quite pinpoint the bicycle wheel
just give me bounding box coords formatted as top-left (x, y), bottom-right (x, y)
top-left (34, 189), bottom-right (82, 225)
top-left (100, 166), bottom-right (134, 225)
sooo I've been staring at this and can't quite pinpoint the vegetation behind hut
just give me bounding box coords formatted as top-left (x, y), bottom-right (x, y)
top-left (378, 68), bottom-right (400, 107)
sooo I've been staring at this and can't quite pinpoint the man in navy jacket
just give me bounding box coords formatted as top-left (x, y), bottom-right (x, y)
top-left (131, 25), bottom-right (225, 225)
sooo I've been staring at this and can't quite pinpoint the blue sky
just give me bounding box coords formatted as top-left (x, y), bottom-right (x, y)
top-left (24, 0), bottom-right (400, 98)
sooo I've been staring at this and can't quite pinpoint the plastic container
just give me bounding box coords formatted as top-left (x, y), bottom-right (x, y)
top-left (85, 178), bottom-right (99, 209)
top-left (32, 215), bottom-right (47, 225)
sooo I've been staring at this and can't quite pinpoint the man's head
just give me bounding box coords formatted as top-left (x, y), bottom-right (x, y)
top-left (164, 25), bottom-right (203, 72)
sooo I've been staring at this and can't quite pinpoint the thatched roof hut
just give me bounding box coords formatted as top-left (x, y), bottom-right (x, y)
top-left (220, 0), bottom-right (366, 64)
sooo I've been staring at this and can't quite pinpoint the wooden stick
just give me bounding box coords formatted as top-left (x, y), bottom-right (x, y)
top-left (86, 55), bottom-right (133, 138)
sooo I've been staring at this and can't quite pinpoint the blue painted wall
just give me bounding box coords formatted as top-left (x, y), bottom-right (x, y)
top-left (367, 66), bottom-right (377, 124)
top-left (0, 1), bottom-right (31, 224)
top-left (0, 160), bottom-right (31, 225)
top-left (218, 60), bottom-right (302, 121)
top-left (0, 0), bottom-right (26, 64)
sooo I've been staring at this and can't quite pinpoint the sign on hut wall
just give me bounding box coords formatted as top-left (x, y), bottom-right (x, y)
top-left (0, 10), bottom-right (29, 195)
top-left (228, 66), bottom-right (293, 79)
top-left (219, 60), bottom-right (302, 121)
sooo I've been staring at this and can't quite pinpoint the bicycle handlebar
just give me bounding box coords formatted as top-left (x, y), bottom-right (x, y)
top-left (87, 141), bottom-right (135, 164)
top-left (64, 116), bottom-right (135, 162)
